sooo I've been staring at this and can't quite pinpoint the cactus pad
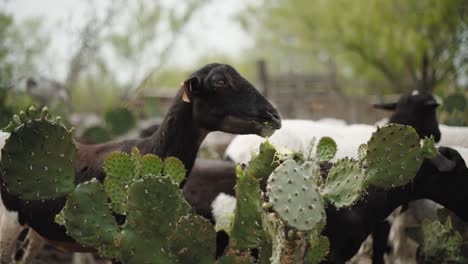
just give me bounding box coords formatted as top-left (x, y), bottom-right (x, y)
top-left (163, 157), bottom-right (186, 184)
top-left (305, 235), bottom-right (330, 264)
top-left (62, 179), bottom-right (121, 258)
top-left (103, 152), bottom-right (135, 214)
top-left (421, 136), bottom-right (438, 159)
top-left (140, 154), bottom-right (162, 176)
top-left (230, 165), bottom-right (264, 250)
top-left (358, 144), bottom-right (367, 162)
top-left (267, 159), bottom-right (325, 231)
top-left (366, 124), bottom-right (425, 188)
top-left (246, 140), bottom-right (278, 179)
top-left (321, 158), bottom-right (365, 208)
top-left (104, 107), bottom-right (136, 136)
top-left (81, 125), bottom-right (111, 143)
top-left (0, 107), bottom-right (76, 200)
top-left (169, 215), bottom-right (216, 263)
top-left (316, 137), bottom-right (337, 162)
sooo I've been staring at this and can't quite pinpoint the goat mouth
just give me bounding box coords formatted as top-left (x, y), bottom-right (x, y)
top-left (220, 115), bottom-right (281, 137)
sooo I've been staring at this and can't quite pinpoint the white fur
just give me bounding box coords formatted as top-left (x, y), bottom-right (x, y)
top-left (439, 124), bottom-right (468, 148)
top-left (225, 119), bottom-right (375, 164)
top-left (211, 193), bottom-right (237, 232)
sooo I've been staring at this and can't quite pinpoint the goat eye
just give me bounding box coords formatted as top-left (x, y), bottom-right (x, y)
top-left (215, 80), bottom-right (226, 86)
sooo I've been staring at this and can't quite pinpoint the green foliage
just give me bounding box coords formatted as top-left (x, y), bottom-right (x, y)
top-left (0, 107), bottom-right (76, 201)
top-left (321, 157), bottom-right (365, 208)
top-left (316, 137), bottom-right (337, 162)
top-left (239, 0), bottom-right (467, 93)
top-left (60, 149), bottom-right (215, 263)
top-left (439, 92), bottom-right (468, 126)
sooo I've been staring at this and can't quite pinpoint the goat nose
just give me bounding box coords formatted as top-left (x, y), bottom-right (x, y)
top-left (266, 110), bottom-right (282, 129)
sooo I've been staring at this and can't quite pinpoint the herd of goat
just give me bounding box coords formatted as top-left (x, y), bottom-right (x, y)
top-left (0, 63), bottom-right (467, 263)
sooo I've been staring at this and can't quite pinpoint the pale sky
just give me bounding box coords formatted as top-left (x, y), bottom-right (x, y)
top-left (2, 0), bottom-right (254, 83)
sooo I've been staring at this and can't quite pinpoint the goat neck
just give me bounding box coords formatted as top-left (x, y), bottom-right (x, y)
top-left (138, 88), bottom-right (208, 177)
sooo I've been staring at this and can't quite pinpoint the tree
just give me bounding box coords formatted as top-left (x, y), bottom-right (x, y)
top-left (239, 0), bottom-right (468, 93)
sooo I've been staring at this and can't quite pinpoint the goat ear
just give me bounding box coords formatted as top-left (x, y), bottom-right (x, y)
top-left (373, 102), bottom-right (397, 111)
top-left (430, 154), bottom-right (456, 172)
top-left (181, 76), bottom-right (201, 103)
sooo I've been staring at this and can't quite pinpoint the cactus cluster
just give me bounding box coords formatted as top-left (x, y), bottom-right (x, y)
top-left (225, 124), bottom-right (438, 263)
top-left (0, 106), bottom-right (76, 201)
top-left (60, 149), bottom-right (214, 264)
top-left (407, 212), bottom-right (467, 263)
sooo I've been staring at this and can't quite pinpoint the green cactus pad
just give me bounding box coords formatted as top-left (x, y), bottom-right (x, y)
top-left (1, 111), bottom-right (76, 200)
top-left (103, 152), bottom-right (135, 214)
top-left (358, 144), bottom-right (367, 162)
top-left (267, 159), bottom-right (326, 231)
top-left (421, 136), bottom-right (438, 159)
top-left (321, 158), bottom-right (365, 208)
top-left (62, 179), bottom-right (120, 258)
top-left (163, 157), bottom-right (186, 185)
top-left (230, 165), bottom-right (264, 250)
top-left (305, 235), bottom-right (330, 264)
top-left (246, 140), bottom-right (278, 179)
top-left (140, 154), bottom-right (162, 177)
top-left (366, 124), bottom-right (425, 188)
top-left (125, 176), bottom-right (191, 238)
top-left (302, 161), bottom-right (322, 187)
top-left (169, 215), bottom-right (216, 264)
top-left (119, 229), bottom-right (175, 264)
top-left (105, 107), bottom-right (136, 136)
top-left (262, 212), bottom-right (286, 264)
top-left (316, 137), bottom-right (337, 162)
top-left (81, 125), bottom-right (111, 143)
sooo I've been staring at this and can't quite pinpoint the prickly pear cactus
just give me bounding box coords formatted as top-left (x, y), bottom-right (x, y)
top-left (229, 141), bottom-right (278, 250)
top-left (0, 106), bottom-right (76, 200)
top-left (60, 150), bottom-right (215, 263)
top-left (267, 159), bottom-right (326, 231)
top-left (321, 158), bottom-right (365, 208)
top-left (366, 124), bottom-right (437, 188)
top-left (407, 216), bottom-right (467, 263)
top-left (357, 143), bottom-right (367, 162)
top-left (316, 137), bottom-right (337, 162)
top-left (104, 107), bottom-right (136, 136)
top-left (162, 157), bottom-right (185, 185)
top-left (229, 165), bottom-right (264, 250)
top-left (246, 140), bottom-right (278, 179)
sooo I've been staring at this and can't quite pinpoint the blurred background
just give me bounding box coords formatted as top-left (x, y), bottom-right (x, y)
top-left (0, 0), bottom-right (467, 144)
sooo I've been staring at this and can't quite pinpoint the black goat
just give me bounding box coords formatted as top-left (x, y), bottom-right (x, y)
top-left (0, 63), bottom-right (281, 255)
top-left (324, 147), bottom-right (468, 263)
